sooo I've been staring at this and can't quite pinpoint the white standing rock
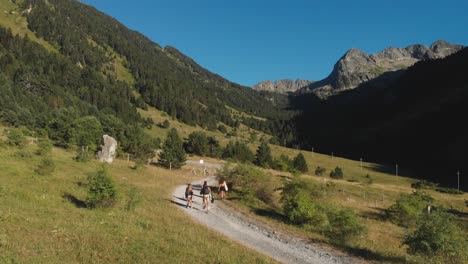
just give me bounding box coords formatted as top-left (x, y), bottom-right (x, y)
top-left (98, 135), bottom-right (117, 163)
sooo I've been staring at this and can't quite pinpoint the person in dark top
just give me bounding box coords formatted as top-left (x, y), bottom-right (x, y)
top-left (200, 181), bottom-right (211, 211)
top-left (185, 184), bottom-right (193, 208)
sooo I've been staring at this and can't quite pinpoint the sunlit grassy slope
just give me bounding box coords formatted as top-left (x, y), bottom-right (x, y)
top-left (0, 0), bottom-right (56, 52)
top-left (0, 140), bottom-right (276, 263)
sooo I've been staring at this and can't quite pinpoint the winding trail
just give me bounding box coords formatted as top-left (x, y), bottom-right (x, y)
top-left (172, 165), bottom-right (362, 264)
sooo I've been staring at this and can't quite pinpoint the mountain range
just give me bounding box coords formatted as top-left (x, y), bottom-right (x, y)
top-left (254, 41), bottom-right (463, 98)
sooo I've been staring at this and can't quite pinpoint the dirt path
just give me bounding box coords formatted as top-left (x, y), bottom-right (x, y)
top-left (172, 175), bottom-right (362, 264)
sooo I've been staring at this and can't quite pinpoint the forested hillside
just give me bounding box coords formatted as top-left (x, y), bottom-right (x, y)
top-left (22, 0), bottom-right (290, 129)
top-left (290, 48), bottom-right (468, 189)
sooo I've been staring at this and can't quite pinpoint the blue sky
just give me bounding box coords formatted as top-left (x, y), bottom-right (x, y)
top-left (82, 0), bottom-right (468, 86)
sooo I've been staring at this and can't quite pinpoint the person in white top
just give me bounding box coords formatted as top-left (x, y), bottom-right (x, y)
top-left (218, 177), bottom-right (228, 200)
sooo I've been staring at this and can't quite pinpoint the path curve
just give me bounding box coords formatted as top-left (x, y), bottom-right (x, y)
top-left (172, 174), bottom-right (362, 264)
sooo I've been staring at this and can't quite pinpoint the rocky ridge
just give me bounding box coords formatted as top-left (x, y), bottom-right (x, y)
top-left (253, 78), bottom-right (313, 93)
top-left (305, 40), bottom-right (464, 98)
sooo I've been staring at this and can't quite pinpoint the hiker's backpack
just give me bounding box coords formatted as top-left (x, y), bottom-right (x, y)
top-left (202, 185), bottom-right (210, 195)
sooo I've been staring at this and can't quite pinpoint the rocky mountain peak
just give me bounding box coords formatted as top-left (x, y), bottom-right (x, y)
top-left (253, 78), bottom-right (313, 93)
top-left (306, 40), bottom-right (464, 98)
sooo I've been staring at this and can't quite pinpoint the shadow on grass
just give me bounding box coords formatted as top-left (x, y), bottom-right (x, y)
top-left (62, 192), bottom-right (86, 208)
top-left (359, 208), bottom-right (388, 221)
top-left (340, 245), bottom-right (409, 264)
top-left (253, 208), bottom-right (289, 223)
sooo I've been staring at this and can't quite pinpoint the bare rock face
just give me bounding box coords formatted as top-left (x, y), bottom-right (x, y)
top-left (307, 40), bottom-right (464, 98)
top-left (97, 135), bottom-right (117, 164)
top-left (253, 78), bottom-right (313, 93)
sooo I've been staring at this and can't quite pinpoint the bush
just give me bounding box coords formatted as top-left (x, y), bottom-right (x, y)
top-left (12, 150), bottom-right (32, 159)
top-left (36, 139), bottom-right (53, 156)
top-left (6, 129), bottom-right (26, 148)
top-left (293, 153), bottom-right (308, 173)
top-left (387, 191), bottom-right (434, 227)
top-left (161, 119), bottom-right (170, 129)
top-left (85, 167), bottom-right (117, 208)
top-left (315, 166), bottom-right (326, 176)
top-left (125, 187), bottom-right (141, 211)
top-left (217, 125), bottom-right (227, 134)
top-left (411, 180), bottom-right (438, 190)
top-left (219, 164), bottom-right (275, 205)
top-left (403, 211), bottom-right (467, 264)
top-left (75, 148), bottom-right (92, 162)
top-left (363, 174), bottom-right (373, 185)
top-left (35, 158), bottom-right (56, 176)
top-left (330, 167), bottom-right (344, 179)
top-left (435, 187), bottom-right (464, 195)
top-left (324, 207), bottom-right (366, 244)
top-left (272, 154), bottom-right (293, 172)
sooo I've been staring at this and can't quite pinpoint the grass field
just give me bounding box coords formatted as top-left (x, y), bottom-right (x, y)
top-left (219, 145), bottom-right (467, 263)
top-left (0, 140), bottom-right (276, 263)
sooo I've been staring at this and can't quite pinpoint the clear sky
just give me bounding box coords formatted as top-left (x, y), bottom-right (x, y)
top-left (82, 0), bottom-right (467, 86)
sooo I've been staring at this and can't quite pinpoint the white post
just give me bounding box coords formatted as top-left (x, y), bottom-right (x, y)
top-left (331, 152), bottom-right (334, 159)
top-left (169, 162), bottom-right (172, 171)
top-left (457, 171), bottom-right (460, 191)
top-left (360, 158), bottom-right (363, 171)
top-left (127, 154), bottom-right (130, 162)
top-left (311, 147), bottom-right (314, 158)
top-left (396, 164), bottom-right (398, 177)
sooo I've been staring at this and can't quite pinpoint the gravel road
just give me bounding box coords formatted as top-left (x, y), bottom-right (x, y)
top-left (172, 175), bottom-right (362, 264)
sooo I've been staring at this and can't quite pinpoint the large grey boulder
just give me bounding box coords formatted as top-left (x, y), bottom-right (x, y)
top-left (97, 135), bottom-right (117, 164)
top-left (253, 78), bottom-right (313, 93)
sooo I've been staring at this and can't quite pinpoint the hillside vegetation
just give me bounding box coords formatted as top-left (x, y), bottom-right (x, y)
top-left (0, 133), bottom-right (276, 263)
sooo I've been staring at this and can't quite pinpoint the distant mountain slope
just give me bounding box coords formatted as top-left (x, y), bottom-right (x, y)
top-left (291, 47), bottom-right (468, 189)
top-left (253, 79), bottom-right (313, 93)
top-left (303, 40), bottom-right (463, 98)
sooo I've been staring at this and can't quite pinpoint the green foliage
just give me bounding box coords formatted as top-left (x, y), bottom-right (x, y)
top-left (158, 128), bottom-right (186, 169)
top-left (206, 136), bottom-right (222, 158)
top-left (324, 207), bottom-right (366, 244)
top-left (70, 116), bottom-right (103, 151)
top-left (387, 191), bottom-right (434, 227)
top-left (281, 179), bottom-right (365, 243)
top-left (161, 119), bottom-right (170, 129)
top-left (403, 211), bottom-right (468, 264)
top-left (363, 174), bottom-right (373, 185)
top-left (222, 140), bottom-right (255, 163)
top-left (35, 158), bottom-right (55, 176)
top-left (293, 153), bottom-right (308, 172)
top-left (435, 187), bottom-right (464, 195)
top-left (5, 129), bottom-right (26, 148)
top-left (217, 125), bottom-right (227, 134)
top-left (330, 166), bottom-right (344, 179)
top-left (411, 180), bottom-right (438, 190)
top-left (185, 131), bottom-right (209, 156)
top-left (254, 141), bottom-right (273, 168)
top-left (272, 154), bottom-right (293, 172)
top-left (315, 166), bottom-right (326, 176)
top-left (75, 148), bottom-right (92, 162)
top-left (12, 150), bottom-right (32, 159)
top-left (219, 164), bottom-right (275, 205)
top-left (85, 167), bottom-right (117, 208)
top-left (36, 139), bottom-right (53, 156)
top-left (125, 187), bottom-right (141, 211)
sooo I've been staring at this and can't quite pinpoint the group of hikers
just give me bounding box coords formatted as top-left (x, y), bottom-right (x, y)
top-left (184, 178), bottom-right (228, 211)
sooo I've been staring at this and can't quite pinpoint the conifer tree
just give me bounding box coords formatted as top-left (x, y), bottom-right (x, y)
top-left (255, 141), bottom-right (273, 168)
top-left (158, 128), bottom-right (186, 169)
top-left (293, 153), bottom-right (308, 172)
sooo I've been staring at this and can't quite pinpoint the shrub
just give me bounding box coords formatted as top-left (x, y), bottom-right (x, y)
top-left (411, 180), bottom-right (438, 190)
top-left (272, 154), bottom-right (293, 172)
top-left (6, 129), bottom-right (26, 148)
top-left (36, 139), bottom-right (53, 156)
top-left (403, 211), bottom-right (468, 264)
top-left (254, 141), bottom-right (273, 168)
top-left (363, 174), bottom-right (373, 185)
top-left (293, 153), bottom-right (308, 172)
top-left (85, 167), bottom-right (117, 208)
top-left (35, 158), bottom-right (56, 176)
top-left (12, 150), bottom-right (32, 159)
top-left (125, 187), bottom-right (141, 211)
top-left (435, 187), bottom-right (464, 195)
top-left (75, 148), bottom-right (92, 162)
top-left (217, 125), bottom-right (227, 134)
top-left (330, 166), bottom-right (344, 179)
top-left (161, 119), bottom-right (170, 128)
top-left (387, 191), bottom-right (434, 227)
top-left (315, 166), bottom-right (326, 176)
top-left (324, 207), bottom-right (366, 244)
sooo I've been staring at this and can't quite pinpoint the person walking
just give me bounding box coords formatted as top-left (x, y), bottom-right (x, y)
top-left (185, 184), bottom-right (193, 208)
top-left (218, 177), bottom-right (228, 200)
top-left (200, 181), bottom-right (212, 211)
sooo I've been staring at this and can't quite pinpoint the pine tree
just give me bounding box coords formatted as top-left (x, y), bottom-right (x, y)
top-left (158, 128), bottom-right (186, 169)
top-left (293, 153), bottom-right (308, 172)
top-left (255, 141), bottom-right (273, 168)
